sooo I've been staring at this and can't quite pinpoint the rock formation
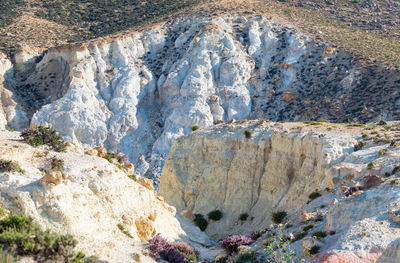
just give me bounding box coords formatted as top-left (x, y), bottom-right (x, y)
top-left (159, 120), bottom-right (400, 260)
top-left (0, 130), bottom-right (210, 262)
top-left (0, 15), bottom-right (398, 183)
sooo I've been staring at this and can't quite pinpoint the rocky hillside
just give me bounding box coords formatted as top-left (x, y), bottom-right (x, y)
top-left (160, 120), bottom-right (400, 262)
top-left (1, 15), bottom-right (399, 185)
top-left (1, 121), bottom-right (400, 262)
top-left (0, 130), bottom-right (212, 262)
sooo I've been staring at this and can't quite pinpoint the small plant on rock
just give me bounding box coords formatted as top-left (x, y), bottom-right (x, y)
top-left (303, 224), bottom-right (314, 232)
top-left (368, 161), bottom-right (375, 169)
top-left (50, 156), bottom-right (64, 171)
top-left (235, 251), bottom-right (257, 263)
top-left (354, 141), bottom-right (366, 151)
top-left (308, 245), bottom-right (321, 255)
top-left (244, 130), bottom-right (253, 139)
top-left (0, 159), bottom-right (24, 173)
top-left (379, 148), bottom-right (389, 156)
top-left (208, 210), bottom-right (223, 221)
top-left (148, 234), bottom-right (199, 263)
top-left (117, 223), bottom-right (133, 239)
top-left (191, 125), bottom-right (200, 131)
top-left (220, 235), bottom-right (253, 255)
top-left (271, 211), bottom-right (287, 224)
top-left (0, 212), bottom-right (87, 261)
top-left (293, 231), bottom-right (308, 242)
top-left (239, 213), bottom-right (249, 221)
top-left (308, 192), bottom-right (322, 201)
top-left (194, 214), bottom-right (208, 231)
top-left (311, 231), bottom-right (327, 239)
top-left (21, 126), bottom-right (66, 152)
top-left (265, 231), bottom-right (304, 262)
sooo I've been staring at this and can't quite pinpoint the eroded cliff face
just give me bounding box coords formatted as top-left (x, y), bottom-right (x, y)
top-left (0, 131), bottom-right (211, 262)
top-left (159, 121), bottom-right (355, 237)
top-left (0, 53), bottom-right (29, 129)
top-left (1, 15), bottom-right (399, 184)
top-left (159, 121), bottom-right (400, 262)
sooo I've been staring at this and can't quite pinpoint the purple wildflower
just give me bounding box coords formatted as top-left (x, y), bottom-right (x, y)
top-left (220, 235), bottom-right (253, 255)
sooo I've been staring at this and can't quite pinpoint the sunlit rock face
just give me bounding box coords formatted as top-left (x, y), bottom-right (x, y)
top-left (1, 15), bottom-right (398, 182)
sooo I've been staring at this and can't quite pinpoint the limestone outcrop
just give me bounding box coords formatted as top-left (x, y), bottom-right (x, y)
top-left (159, 120), bottom-right (400, 261)
top-left (0, 15), bottom-right (397, 185)
top-left (0, 130), bottom-right (210, 262)
top-left (160, 121), bottom-right (354, 237)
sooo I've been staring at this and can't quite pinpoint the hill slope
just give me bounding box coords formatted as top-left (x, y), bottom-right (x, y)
top-left (0, 0), bottom-right (399, 66)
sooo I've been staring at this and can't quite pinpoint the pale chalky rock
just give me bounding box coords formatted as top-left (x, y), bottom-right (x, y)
top-left (0, 131), bottom-right (210, 262)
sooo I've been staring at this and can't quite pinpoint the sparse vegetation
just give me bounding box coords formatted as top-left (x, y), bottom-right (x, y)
top-left (128, 174), bottom-right (137, 181)
top-left (117, 223), bottom-right (133, 238)
top-left (303, 224), bottom-right (314, 232)
top-left (236, 251), bottom-right (257, 263)
top-left (303, 121), bottom-right (322, 126)
top-left (265, 231), bottom-right (304, 262)
top-left (311, 231), bottom-right (327, 239)
top-left (21, 126), bottom-right (66, 152)
top-left (308, 192), bottom-right (322, 201)
top-left (208, 210), bottom-right (223, 221)
top-left (368, 161), bottom-right (376, 169)
top-left (354, 141), bottom-right (366, 151)
top-left (308, 245), bottom-right (321, 255)
top-left (148, 234), bottom-right (199, 263)
top-left (50, 156), bottom-right (64, 171)
top-left (379, 148), bottom-right (389, 156)
top-left (0, 159), bottom-right (24, 173)
top-left (0, 212), bottom-right (87, 262)
top-left (392, 166), bottom-right (400, 175)
top-left (220, 235), bottom-right (253, 255)
top-left (194, 214), bottom-right (208, 231)
top-left (239, 213), bottom-right (249, 221)
top-left (191, 125), bottom-right (200, 131)
top-left (293, 231), bottom-right (308, 242)
top-left (271, 211), bottom-right (287, 224)
top-left (244, 130), bottom-right (253, 139)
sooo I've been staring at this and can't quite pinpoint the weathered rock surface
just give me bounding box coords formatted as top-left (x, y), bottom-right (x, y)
top-left (159, 121), bottom-right (400, 261)
top-left (0, 15), bottom-right (398, 184)
top-left (0, 131), bottom-right (210, 262)
top-left (0, 53), bottom-right (29, 130)
top-left (160, 121), bottom-right (354, 237)
top-left (377, 238), bottom-right (400, 263)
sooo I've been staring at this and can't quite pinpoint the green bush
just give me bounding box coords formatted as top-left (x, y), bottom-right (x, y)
top-left (271, 211), bottom-right (287, 224)
top-left (354, 141), bottom-right (366, 151)
top-left (191, 125), bottom-right (200, 131)
top-left (244, 130), bottom-right (253, 139)
top-left (239, 213), bottom-right (249, 221)
top-left (303, 224), bottom-right (314, 232)
top-left (21, 126), bottom-right (66, 152)
top-left (392, 166), bottom-right (400, 175)
top-left (311, 231), bottom-right (327, 239)
top-left (0, 159), bottom-right (24, 173)
top-left (0, 212), bottom-right (87, 261)
top-left (50, 156), bottom-right (64, 171)
top-left (265, 231), bottom-right (304, 262)
top-left (208, 210), bottom-right (223, 221)
top-left (236, 251), bottom-right (257, 263)
top-left (379, 148), bottom-right (389, 156)
top-left (367, 161), bottom-right (375, 169)
top-left (194, 214), bottom-right (208, 231)
top-left (308, 192), bottom-right (322, 201)
top-left (293, 231), bottom-right (308, 242)
top-left (309, 245), bottom-right (321, 255)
